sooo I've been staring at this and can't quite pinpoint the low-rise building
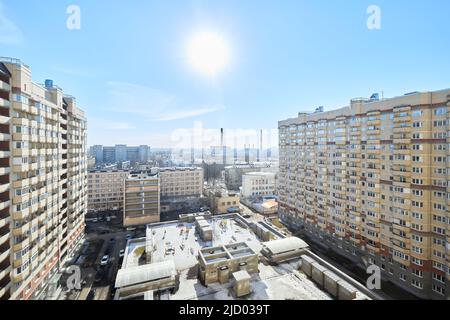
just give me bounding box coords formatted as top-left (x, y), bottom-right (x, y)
top-left (241, 171), bottom-right (276, 198)
top-left (205, 187), bottom-right (240, 214)
top-left (224, 163), bottom-right (274, 191)
top-left (114, 214), bottom-right (373, 300)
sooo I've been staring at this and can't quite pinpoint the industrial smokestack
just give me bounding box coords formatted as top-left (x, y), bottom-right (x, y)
top-left (220, 128), bottom-right (224, 147)
top-left (260, 129), bottom-right (263, 151)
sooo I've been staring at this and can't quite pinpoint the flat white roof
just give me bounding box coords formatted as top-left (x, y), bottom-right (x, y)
top-left (263, 237), bottom-right (309, 255)
top-left (115, 260), bottom-right (176, 288)
top-left (244, 171), bottom-right (275, 177)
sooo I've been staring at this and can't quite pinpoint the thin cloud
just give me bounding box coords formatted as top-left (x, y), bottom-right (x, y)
top-left (151, 106), bottom-right (224, 121)
top-left (0, 2), bottom-right (24, 45)
top-left (89, 118), bottom-right (136, 130)
top-left (106, 81), bottom-right (225, 121)
top-left (106, 122), bottom-right (136, 130)
top-left (53, 66), bottom-right (94, 77)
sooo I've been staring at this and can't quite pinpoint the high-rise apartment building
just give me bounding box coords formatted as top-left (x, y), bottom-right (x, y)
top-left (88, 169), bottom-right (129, 212)
top-left (115, 144), bottom-right (127, 163)
top-left (89, 145), bottom-right (103, 164)
top-left (88, 144), bottom-right (150, 165)
top-left (123, 172), bottom-right (160, 227)
top-left (0, 58), bottom-right (87, 300)
top-left (102, 146), bottom-right (115, 164)
top-left (278, 89), bottom-right (450, 299)
top-left (138, 145), bottom-right (150, 163)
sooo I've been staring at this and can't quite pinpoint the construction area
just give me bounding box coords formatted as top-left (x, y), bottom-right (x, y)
top-left (114, 213), bottom-right (374, 300)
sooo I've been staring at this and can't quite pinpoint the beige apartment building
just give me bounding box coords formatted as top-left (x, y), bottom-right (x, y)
top-left (123, 172), bottom-right (160, 227)
top-left (278, 89), bottom-right (450, 300)
top-left (159, 167), bottom-right (203, 198)
top-left (0, 58), bottom-right (87, 300)
top-left (205, 187), bottom-right (240, 215)
top-left (88, 170), bottom-right (129, 212)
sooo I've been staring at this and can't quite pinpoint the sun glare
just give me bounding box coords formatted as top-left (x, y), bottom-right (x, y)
top-left (187, 31), bottom-right (231, 77)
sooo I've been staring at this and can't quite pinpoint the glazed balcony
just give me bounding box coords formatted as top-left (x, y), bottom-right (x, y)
top-left (0, 230), bottom-right (9, 252)
top-left (12, 236), bottom-right (29, 252)
top-left (366, 242), bottom-right (381, 253)
top-left (393, 115), bottom-right (411, 123)
top-left (0, 97), bottom-right (10, 108)
top-left (0, 79), bottom-right (10, 92)
top-left (12, 222), bottom-right (30, 237)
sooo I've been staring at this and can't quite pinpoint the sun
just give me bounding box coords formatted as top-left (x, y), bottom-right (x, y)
top-left (187, 31), bottom-right (231, 77)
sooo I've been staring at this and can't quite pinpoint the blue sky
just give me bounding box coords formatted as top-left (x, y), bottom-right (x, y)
top-left (0, 0), bottom-right (449, 147)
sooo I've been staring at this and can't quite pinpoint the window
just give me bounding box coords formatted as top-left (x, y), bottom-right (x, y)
top-left (412, 110), bottom-right (423, 117)
top-left (412, 269), bottom-right (423, 278)
top-left (434, 107), bottom-right (447, 116)
top-left (411, 279), bottom-right (423, 289)
top-left (432, 284), bottom-right (445, 295)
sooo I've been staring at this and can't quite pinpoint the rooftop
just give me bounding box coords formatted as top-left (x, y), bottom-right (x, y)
top-left (127, 172), bottom-right (158, 180)
top-left (115, 260), bottom-right (176, 289)
top-left (262, 237), bottom-right (309, 255)
top-left (279, 88), bottom-right (450, 126)
top-left (244, 171), bottom-right (276, 177)
top-left (159, 167), bottom-right (203, 172)
top-left (118, 215), bottom-right (356, 300)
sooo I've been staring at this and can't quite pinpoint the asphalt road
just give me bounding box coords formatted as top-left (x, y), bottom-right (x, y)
top-left (74, 218), bottom-right (131, 300)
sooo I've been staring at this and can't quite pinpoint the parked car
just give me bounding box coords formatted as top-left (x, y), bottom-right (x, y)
top-left (100, 255), bottom-right (109, 266)
top-left (125, 234), bottom-right (132, 240)
top-left (119, 249), bottom-right (125, 258)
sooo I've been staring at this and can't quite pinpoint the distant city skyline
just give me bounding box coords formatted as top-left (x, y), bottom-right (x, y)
top-left (1, 0), bottom-right (449, 147)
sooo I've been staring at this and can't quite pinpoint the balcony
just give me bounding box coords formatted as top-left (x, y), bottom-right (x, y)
top-left (348, 236), bottom-right (361, 245)
top-left (0, 79), bottom-right (10, 92)
top-left (0, 114), bottom-right (9, 125)
top-left (12, 178), bottom-right (30, 190)
top-left (393, 126), bottom-right (411, 134)
top-left (12, 101), bottom-right (30, 113)
top-left (12, 266), bottom-right (30, 283)
top-left (12, 237), bottom-right (29, 252)
top-left (12, 147), bottom-right (29, 157)
top-left (392, 159), bottom-right (410, 167)
top-left (393, 116), bottom-right (411, 123)
top-left (0, 259), bottom-right (10, 282)
top-left (0, 131), bottom-right (10, 142)
top-left (366, 242), bottom-right (381, 253)
top-left (13, 163), bottom-right (28, 173)
top-left (0, 229), bottom-right (10, 247)
top-left (29, 106), bottom-right (38, 115)
top-left (12, 223), bottom-right (30, 237)
top-left (367, 119), bottom-right (381, 126)
top-left (0, 98), bottom-right (10, 108)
